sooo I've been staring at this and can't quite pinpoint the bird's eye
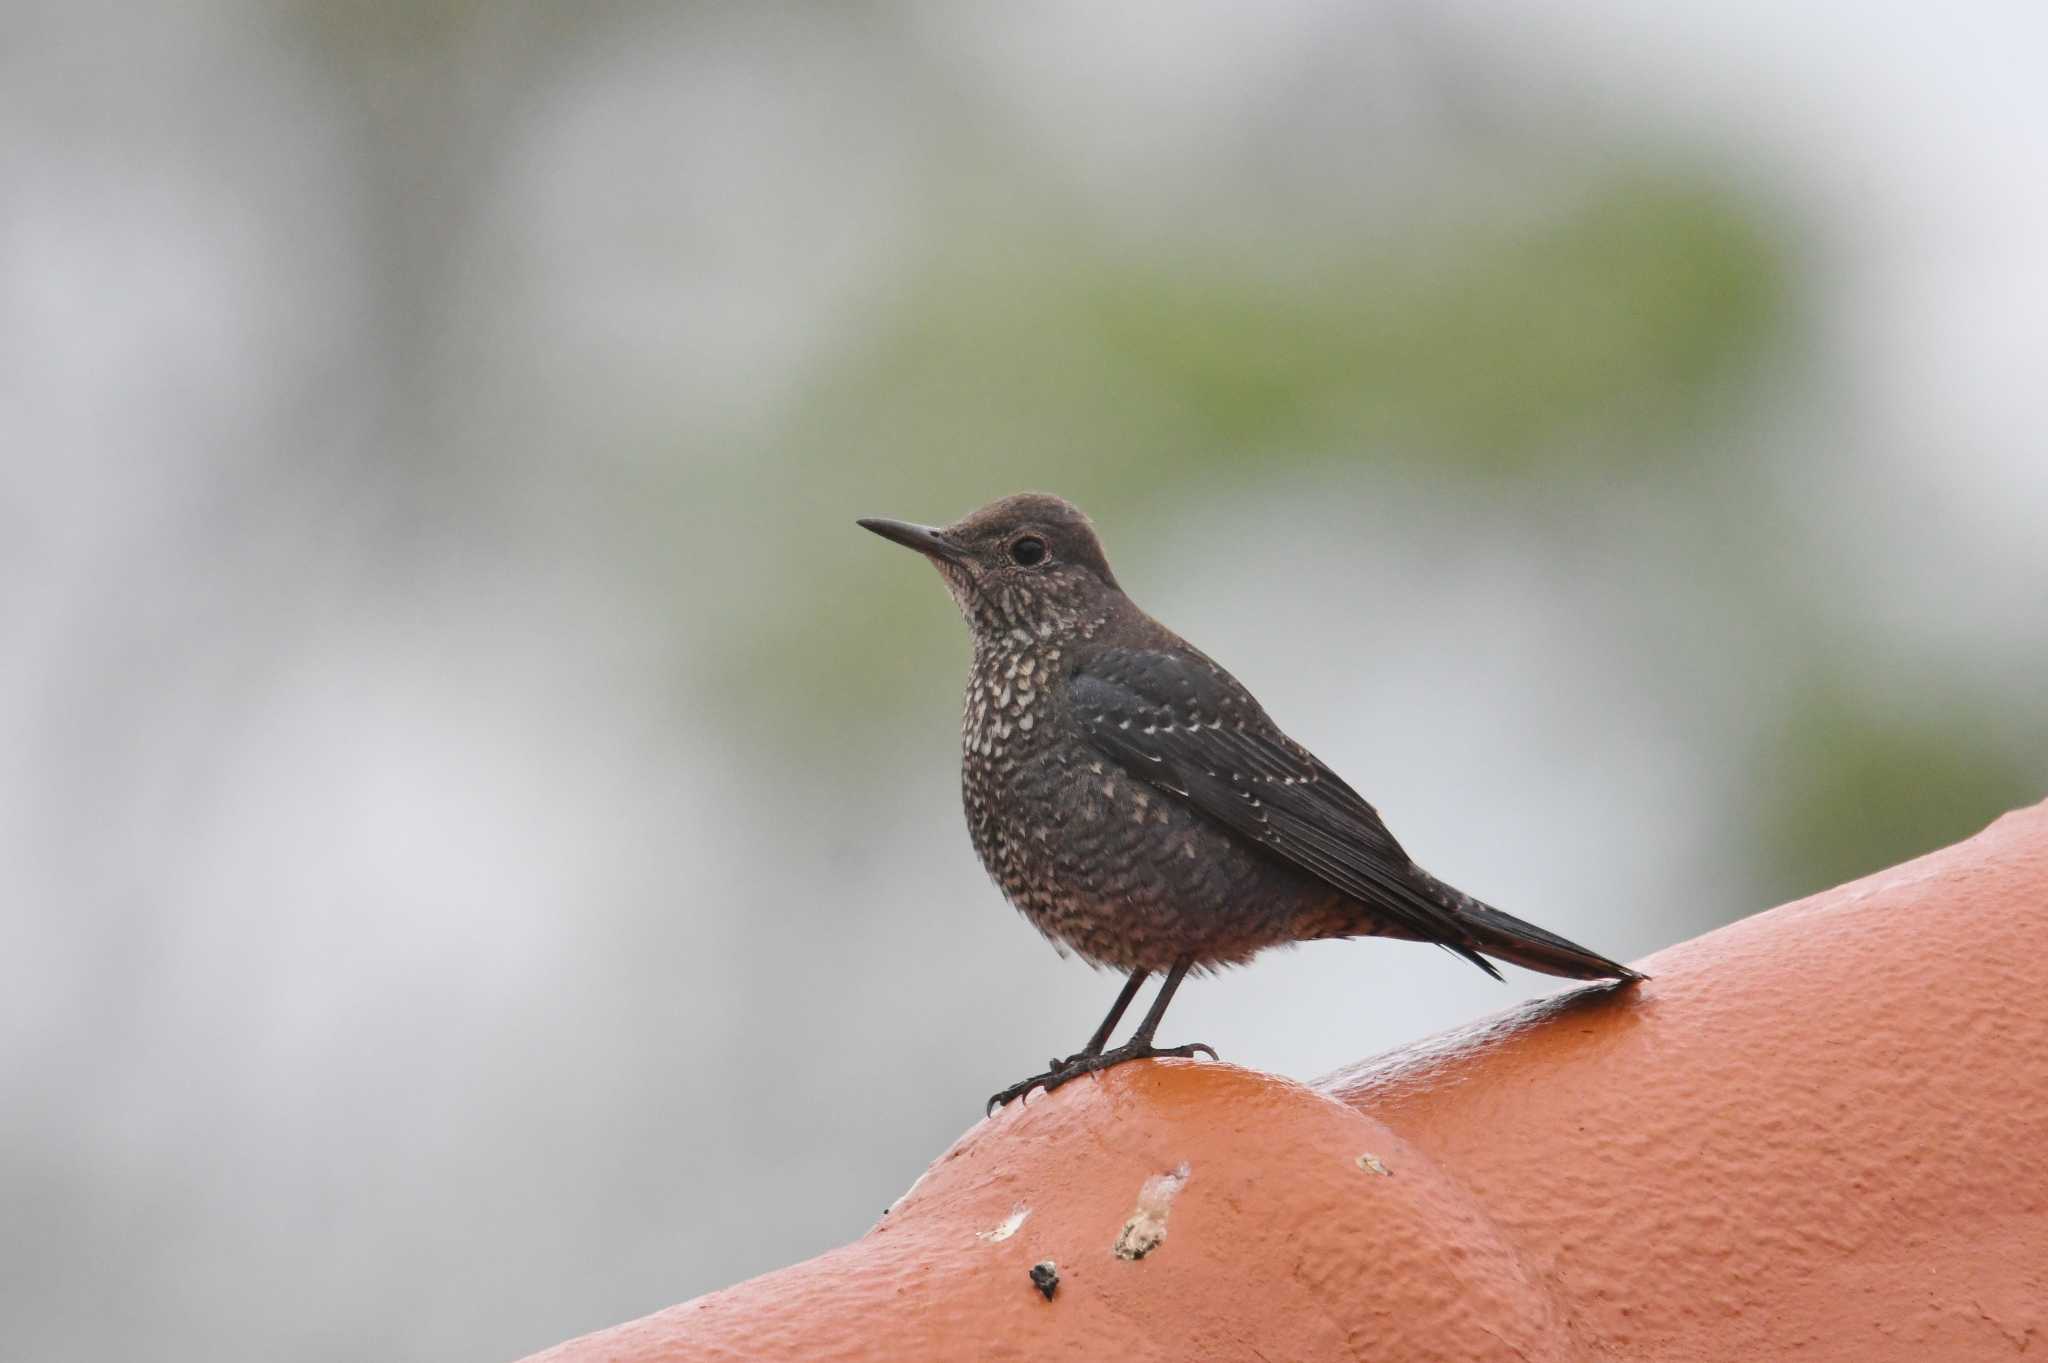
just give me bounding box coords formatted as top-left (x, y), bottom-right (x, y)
top-left (1009, 536), bottom-right (1048, 567)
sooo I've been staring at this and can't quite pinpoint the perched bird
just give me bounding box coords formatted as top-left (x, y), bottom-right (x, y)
top-left (860, 493), bottom-right (1642, 1111)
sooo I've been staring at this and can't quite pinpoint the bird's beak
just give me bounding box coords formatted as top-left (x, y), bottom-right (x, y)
top-left (858, 517), bottom-right (965, 566)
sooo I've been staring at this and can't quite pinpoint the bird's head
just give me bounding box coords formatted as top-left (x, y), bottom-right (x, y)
top-left (859, 492), bottom-right (1123, 639)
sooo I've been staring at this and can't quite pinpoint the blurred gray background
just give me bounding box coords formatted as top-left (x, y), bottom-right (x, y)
top-left (6, 2), bottom-right (2046, 1359)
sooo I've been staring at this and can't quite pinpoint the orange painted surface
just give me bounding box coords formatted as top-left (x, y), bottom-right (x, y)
top-left (525, 803), bottom-right (2048, 1361)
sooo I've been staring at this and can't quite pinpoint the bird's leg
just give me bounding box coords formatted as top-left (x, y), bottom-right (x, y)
top-left (1118, 957), bottom-right (1207, 1053)
top-left (1047, 970), bottom-right (1148, 1070)
top-left (987, 959), bottom-right (1216, 1113)
top-left (992, 971), bottom-right (1146, 1114)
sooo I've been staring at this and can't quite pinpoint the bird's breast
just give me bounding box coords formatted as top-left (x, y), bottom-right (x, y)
top-left (960, 636), bottom-right (1061, 762)
top-left (955, 643), bottom-right (1316, 971)
top-left (958, 638), bottom-right (1073, 906)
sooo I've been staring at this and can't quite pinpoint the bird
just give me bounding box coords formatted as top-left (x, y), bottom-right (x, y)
top-left (859, 493), bottom-right (1642, 1112)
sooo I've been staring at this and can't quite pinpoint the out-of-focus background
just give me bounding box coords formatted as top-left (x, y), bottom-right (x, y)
top-left (6, 2), bottom-right (2046, 1358)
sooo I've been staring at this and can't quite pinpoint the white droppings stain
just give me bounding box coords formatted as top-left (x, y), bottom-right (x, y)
top-left (1356, 1153), bottom-right (1392, 1177)
top-left (1113, 1163), bottom-right (1190, 1260)
top-left (979, 1204), bottom-right (1031, 1243)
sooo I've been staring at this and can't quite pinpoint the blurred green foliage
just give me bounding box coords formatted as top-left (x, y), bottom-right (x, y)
top-left (800, 174), bottom-right (1781, 491)
top-left (1080, 182), bottom-right (1779, 466)
top-left (1752, 682), bottom-right (2046, 905)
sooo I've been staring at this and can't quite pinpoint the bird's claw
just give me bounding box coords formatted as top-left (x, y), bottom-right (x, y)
top-left (986, 1039), bottom-right (1220, 1114)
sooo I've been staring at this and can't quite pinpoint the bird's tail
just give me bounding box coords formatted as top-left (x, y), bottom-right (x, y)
top-left (1418, 872), bottom-right (1645, 983)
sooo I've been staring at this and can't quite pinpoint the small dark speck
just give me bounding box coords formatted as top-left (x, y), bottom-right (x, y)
top-left (1029, 1260), bottom-right (1059, 1301)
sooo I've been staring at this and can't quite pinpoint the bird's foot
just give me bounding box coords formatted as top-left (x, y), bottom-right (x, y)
top-left (987, 1039), bottom-right (1218, 1114)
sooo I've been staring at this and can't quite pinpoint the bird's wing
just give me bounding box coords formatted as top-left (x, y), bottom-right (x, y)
top-left (1068, 647), bottom-right (1488, 964)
